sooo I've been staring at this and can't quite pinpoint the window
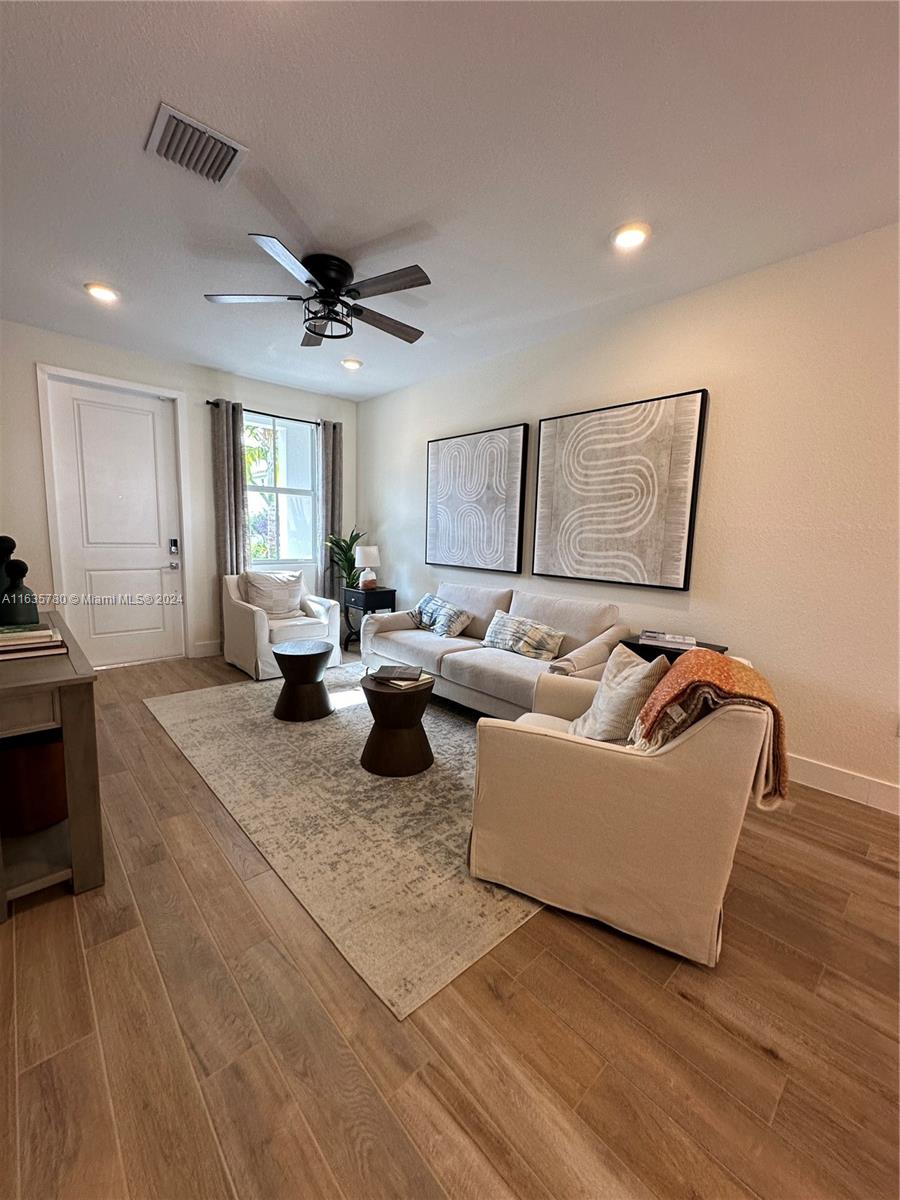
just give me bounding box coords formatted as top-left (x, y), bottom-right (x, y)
top-left (242, 411), bottom-right (318, 566)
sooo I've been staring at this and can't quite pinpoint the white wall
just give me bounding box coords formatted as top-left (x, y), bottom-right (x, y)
top-left (358, 226), bottom-right (899, 804)
top-left (0, 319), bottom-right (357, 656)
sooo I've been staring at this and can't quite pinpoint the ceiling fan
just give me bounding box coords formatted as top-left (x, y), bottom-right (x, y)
top-left (205, 234), bottom-right (430, 346)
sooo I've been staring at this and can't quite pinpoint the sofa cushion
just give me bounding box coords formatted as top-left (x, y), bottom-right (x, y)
top-left (268, 616), bottom-right (328, 644)
top-left (436, 583), bottom-right (513, 640)
top-left (411, 593), bottom-right (472, 638)
top-left (370, 629), bottom-right (479, 674)
top-left (570, 644), bottom-right (669, 743)
top-left (241, 570), bottom-right (310, 619)
top-left (482, 611), bottom-right (565, 661)
top-left (509, 591), bottom-right (619, 656)
top-left (442, 646), bottom-right (550, 710)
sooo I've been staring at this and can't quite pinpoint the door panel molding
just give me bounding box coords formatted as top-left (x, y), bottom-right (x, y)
top-left (37, 364), bottom-right (196, 663)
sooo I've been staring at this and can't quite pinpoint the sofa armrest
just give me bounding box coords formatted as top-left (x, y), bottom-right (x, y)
top-left (360, 609), bottom-right (416, 658)
top-left (532, 673), bottom-right (599, 721)
top-left (549, 623), bottom-right (630, 680)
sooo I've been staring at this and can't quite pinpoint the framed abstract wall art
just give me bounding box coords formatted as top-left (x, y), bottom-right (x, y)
top-left (425, 423), bottom-right (528, 573)
top-left (532, 389), bottom-right (707, 590)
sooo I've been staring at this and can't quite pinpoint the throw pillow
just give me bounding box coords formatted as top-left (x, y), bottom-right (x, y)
top-left (410, 593), bottom-right (472, 638)
top-left (241, 570), bottom-right (309, 619)
top-left (569, 644), bottom-right (670, 743)
top-left (482, 611), bottom-right (565, 661)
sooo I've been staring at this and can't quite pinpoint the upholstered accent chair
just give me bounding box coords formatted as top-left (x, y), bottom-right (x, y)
top-left (222, 574), bottom-right (341, 680)
top-left (469, 673), bottom-right (774, 966)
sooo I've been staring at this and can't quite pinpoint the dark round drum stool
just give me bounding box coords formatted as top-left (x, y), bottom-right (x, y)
top-left (360, 673), bottom-right (434, 776)
top-left (271, 640), bottom-right (334, 722)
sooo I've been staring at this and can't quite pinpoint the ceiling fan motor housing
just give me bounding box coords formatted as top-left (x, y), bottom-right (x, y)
top-left (301, 253), bottom-right (354, 296)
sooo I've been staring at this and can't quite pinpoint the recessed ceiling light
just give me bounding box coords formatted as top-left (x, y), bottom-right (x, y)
top-left (340, 357), bottom-right (363, 371)
top-left (611, 222), bottom-right (652, 252)
top-left (83, 282), bottom-right (120, 304)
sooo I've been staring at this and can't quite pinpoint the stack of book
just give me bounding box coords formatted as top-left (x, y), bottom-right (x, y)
top-left (638, 630), bottom-right (697, 651)
top-left (0, 622), bottom-right (68, 662)
top-left (370, 665), bottom-right (433, 689)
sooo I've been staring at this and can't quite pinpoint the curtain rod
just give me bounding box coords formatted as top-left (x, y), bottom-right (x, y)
top-left (206, 400), bottom-right (320, 426)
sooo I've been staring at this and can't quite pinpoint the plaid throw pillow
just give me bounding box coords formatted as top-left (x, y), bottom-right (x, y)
top-left (482, 610), bottom-right (565, 661)
top-left (410, 593), bottom-right (471, 638)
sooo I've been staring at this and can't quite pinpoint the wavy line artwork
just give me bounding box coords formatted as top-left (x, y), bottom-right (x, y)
top-left (534, 392), bottom-right (705, 589)
top-left (426, 426), bottom-right (526, 572)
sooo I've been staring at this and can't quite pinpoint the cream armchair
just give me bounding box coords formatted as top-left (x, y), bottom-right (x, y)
top-left (222, 575), bottom-right (341, 680)
top-left (470, 673), bottom-right (773, 966)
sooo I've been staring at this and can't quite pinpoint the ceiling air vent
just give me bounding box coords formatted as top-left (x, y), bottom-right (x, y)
top-left (145, 103), bottom-right (247, 184)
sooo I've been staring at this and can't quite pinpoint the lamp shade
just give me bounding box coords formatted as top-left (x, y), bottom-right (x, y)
top-left (355, 545), bottom-right (380, 569)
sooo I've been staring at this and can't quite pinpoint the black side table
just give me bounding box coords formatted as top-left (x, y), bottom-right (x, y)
top-left (271, 639), bottom-right (334, 722)
top-left (360, 673), bottom-right (434, 777)
top-left (622, 637), bottom-right (728, 666)
top-left (342, 586), bottom-right (397, 652)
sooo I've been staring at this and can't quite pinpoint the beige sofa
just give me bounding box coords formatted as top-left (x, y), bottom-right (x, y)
top-left (222, 574), bottom-right (341, 680)
top-left (361, 582), bottom-right (629, 719)
top-left (470, 673), bottom-right (774, 965)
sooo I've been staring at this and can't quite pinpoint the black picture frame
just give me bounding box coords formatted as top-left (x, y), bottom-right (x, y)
top-left (532, 389), bottom-right (708, 591)
top-left (425, 423), bottom-right (529, 574)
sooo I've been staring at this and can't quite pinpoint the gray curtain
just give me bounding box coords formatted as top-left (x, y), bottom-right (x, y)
top-left (211, 399), bottom-right (248, 583)
top-left (317, 419), bottom-right (343, 598)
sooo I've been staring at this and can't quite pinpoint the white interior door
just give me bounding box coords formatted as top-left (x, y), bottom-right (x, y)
top-left (43, 377), bottom-right (185, 666)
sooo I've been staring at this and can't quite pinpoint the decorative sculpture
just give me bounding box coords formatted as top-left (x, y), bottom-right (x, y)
top-left (0, 537), bottom-right (39, 626)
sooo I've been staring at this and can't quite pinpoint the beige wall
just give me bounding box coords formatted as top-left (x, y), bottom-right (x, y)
top-left (358, 226), bottom-right (899, 798)
top-left (0, 319), bottom-right (357, 654)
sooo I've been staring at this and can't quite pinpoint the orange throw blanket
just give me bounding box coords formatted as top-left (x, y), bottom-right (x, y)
top-left (631, 648), bottom-right (787, 806)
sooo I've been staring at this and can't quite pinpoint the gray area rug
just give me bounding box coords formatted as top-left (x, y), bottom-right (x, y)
top-left (145, 664), bottom-right (538, 1018)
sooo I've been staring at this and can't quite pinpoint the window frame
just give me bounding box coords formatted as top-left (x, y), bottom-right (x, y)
top-left (242, 409), bottom-right (319, 571)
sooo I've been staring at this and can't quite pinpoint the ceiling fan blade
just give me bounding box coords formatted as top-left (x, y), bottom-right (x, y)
top-left (249, 234), bottom-right (322, 290)
top-left (352, 305), bottom-right (424, 343)
top-left (301, 331), bottom-right (323, 347)
top-left (350, 265), bottom-right (430, 299)
top-left (205, 293), bottom-right (303, 303)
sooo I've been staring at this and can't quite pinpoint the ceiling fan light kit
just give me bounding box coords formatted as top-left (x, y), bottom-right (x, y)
top-left (304, 294), bottom-right (353, 340)
top-left (206, 236), bottom-right (431, 354)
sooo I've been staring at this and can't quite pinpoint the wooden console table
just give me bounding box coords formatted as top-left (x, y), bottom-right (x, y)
top-left (0, 612), bottom-right (103, 920)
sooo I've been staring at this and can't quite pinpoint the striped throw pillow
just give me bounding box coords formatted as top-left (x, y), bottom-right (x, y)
top-left (569, 644), bottom-right (669, 743)
top-left (410, 593), bottom-right (471, 638)
top-left (482, 611), bottom-right (565, 661)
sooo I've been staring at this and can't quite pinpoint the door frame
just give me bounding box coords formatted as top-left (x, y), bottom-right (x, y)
top-left (36, 364), bottom-right (195, 661)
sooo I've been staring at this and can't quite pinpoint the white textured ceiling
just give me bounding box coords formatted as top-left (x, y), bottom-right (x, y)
top-left (1, 2), bottom-right (896, 400)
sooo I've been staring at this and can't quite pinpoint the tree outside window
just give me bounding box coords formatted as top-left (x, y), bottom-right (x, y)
top-left (243, 412), bottom-right (318, 566)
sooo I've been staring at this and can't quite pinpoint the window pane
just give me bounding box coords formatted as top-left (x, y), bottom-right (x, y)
top-left (243, 417), bottom-right (275, 487)
top-left (278, 493), bottom-right (314, 561)
top-left (275, 419), bottom-right (314, 490)
top-left (247, 491), bottom-right (277, 561)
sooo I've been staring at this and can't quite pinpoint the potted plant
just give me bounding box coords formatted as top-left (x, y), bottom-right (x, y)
top-left (324, 527), bottom-right (368, 589)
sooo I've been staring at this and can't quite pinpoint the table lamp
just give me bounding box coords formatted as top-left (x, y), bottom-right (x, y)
top-left (355, 545), bottom-right (380, 589)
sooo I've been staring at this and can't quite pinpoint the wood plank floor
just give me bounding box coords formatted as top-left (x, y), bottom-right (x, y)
top-left (3, 655), bottom-right (898, 1199)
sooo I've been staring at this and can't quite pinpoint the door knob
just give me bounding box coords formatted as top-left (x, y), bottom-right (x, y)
top-left (169, 561), bottom-right (180, 570)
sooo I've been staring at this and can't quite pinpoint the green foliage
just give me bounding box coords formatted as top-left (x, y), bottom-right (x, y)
top-left (325, 527), bottom-right (367, 588)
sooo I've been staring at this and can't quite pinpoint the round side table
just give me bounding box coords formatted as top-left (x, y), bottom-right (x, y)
top-left (271, 640), bottom-right (334, 722)
top-left (360, 674), bottom-right (434, 776)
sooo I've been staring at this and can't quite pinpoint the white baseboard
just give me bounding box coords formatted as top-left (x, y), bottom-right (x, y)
top-left (788, 753), bottom-right (899, 815)
top-left (189, 639), bottom-right (220, 659)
